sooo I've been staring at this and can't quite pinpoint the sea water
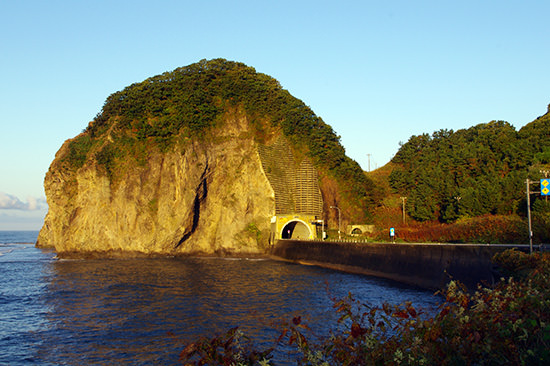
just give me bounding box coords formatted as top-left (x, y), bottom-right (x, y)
top-left (0, 231), bottom-right (440, 365)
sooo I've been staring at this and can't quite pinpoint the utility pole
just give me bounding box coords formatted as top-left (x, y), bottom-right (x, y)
top-left (454, 196), bottom-right (462, 217)
top-left (400, 197), bottom-right (407, 224)
top-left (366, 154), bottom-right (371, 172)
top-left (330, 206), bottom-right (341, 240)
top-left (526, 177), bottom-right (549, 253)
top-left (526, 179), bottom-right (533, 254)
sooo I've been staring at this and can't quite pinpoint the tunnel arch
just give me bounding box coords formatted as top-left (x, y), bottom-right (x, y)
top-left (281, 219), bottom-right (312, 240)
top-left (351, 228), bottom-right (363, 235)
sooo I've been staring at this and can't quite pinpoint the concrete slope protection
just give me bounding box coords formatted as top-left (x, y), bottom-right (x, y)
top-left (272, 240), bottom-right (532, 290)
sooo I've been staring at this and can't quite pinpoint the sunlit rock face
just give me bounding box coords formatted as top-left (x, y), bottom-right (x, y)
top-left (38, 111), bottom-right (278, 256)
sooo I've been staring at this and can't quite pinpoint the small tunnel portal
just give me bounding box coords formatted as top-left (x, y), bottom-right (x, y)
top-left (281, 220), bottom-right (311, 240)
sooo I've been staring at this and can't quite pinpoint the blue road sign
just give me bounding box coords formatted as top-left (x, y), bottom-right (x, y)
top-left (542, 179), bottom-right (550, 196)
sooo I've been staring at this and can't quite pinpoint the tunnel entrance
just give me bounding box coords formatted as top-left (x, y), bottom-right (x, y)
top-left (281, 220), bottom-right (312, 240)
top-left (351, 228), bottom-right (363, 235)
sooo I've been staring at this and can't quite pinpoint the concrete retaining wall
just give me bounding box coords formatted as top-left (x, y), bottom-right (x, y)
top-left (272, 240), bottom-right (530, 290)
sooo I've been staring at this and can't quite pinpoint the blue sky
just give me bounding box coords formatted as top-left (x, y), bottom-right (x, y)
top-left (1, 0), bottom-right (549, 230)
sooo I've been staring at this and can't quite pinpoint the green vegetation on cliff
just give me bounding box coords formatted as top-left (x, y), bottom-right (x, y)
top-left (61, 58), bottom-right (377, 220)
top-left (388, 107), bottom-right (550, 240)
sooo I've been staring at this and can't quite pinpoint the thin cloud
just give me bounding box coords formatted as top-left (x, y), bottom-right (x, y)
top-left (0, 192), bottom-right (47, 211)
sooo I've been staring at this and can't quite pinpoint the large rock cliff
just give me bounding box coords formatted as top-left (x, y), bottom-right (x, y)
top-left (37, 59), bottom-right (377, 256)
top-left (39, 111), bottom-right (277, 255)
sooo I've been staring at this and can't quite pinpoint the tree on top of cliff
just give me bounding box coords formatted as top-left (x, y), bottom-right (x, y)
top-left (62, 58), bottom-right (379, 221)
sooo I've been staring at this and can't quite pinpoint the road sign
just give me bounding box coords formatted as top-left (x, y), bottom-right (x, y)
top-left (542, 179), bottom-right (550, 196)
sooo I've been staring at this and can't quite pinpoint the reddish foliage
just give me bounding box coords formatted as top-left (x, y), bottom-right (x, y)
top-left (350, 323), bottom-right (367, 338)
top-left (371, 214), bottom-right (527, 244)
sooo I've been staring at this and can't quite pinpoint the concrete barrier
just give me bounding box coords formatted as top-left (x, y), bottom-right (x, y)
top-left (272, 240), bottom-right (532, 290)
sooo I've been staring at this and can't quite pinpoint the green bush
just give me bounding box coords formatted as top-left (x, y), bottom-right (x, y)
top-left (95, 143), bottom-right (121, 179)
top-left (62, 134), bottom-right (93, 169)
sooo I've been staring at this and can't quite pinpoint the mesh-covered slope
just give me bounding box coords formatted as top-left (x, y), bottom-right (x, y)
top-left (258, 137), bottom-right (323, 216)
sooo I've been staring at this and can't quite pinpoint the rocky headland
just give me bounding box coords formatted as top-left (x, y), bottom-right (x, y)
top-left (37, 59), bottom-right (376, 256)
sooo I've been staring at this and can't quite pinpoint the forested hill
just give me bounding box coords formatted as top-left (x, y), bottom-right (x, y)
top-left (69, 58), bottom-right (378, 219)
top-left (388, 105), bottom-right (550, 222)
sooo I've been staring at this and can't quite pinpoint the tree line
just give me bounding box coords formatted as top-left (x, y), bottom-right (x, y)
top-left (389, 107), bottom-right (550, 229)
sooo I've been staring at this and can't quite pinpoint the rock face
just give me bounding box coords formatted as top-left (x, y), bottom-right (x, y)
top-left (39, 112), bottom-right (276, 255)
top-left (37, 59), bottom-right (375, 256)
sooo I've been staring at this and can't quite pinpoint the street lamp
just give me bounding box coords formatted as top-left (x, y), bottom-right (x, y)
top-left (400, 197), bottom-right (407, 224)
top-left (330, 205), bottom-right (341, 240)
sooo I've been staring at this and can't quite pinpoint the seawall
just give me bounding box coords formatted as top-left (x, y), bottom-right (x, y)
top-left (272, 240), bottom-right (531, 290)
